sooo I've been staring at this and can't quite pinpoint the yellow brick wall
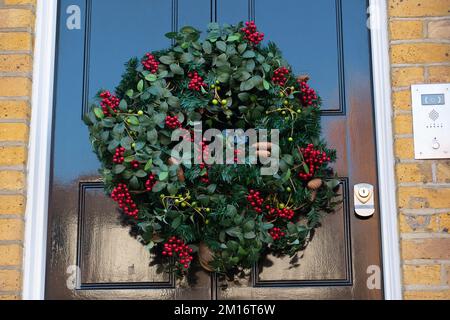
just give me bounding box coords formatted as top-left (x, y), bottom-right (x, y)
top-left (0, 0), bottom-right (35, 300)
top-left (389, 0), bottom-right (450, 300)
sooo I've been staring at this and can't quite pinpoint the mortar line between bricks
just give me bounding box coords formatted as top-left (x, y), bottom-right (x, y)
top-left (0, 214), bottom-right (24, 219)
top-left (404, 285), bottom-right (450, 291)
top-left (0, 28), bottom-right (34, 33)
top-left (392, 86), bottom-right (411, 92)
top-left (0, 142), bottom-right (26, 147)
top-left (401, 233), bottom-right (450, 240)
top-left (398, 182), bottom-right (450, 188)
top-left (0, 96), bottom-right (30, 101)
top-left (0, 240), bottom-right (22, 245)
top-left (395, 134), bottom-right (413, 139)
top-left (0, 50), bottom-right (33, 55)
top-left (0, 72), bottom-right (33, 78)
top-left (441, 263), bottom-right (448, 286)
top-left (391, 62), bottom-right (450, 68)
top-left (404, 259), bottom-right (450, 265)
top-left (0, 119), bottom-right (30, 125)
top-left (391, 39), bottom-right (450, 44)
top-left (0, 291), bottom-right (21, 296)
top-left (0, 168), bottom-right (25, 173)
top-left (390, 17), bottom-right (450, 22)
top-left (0, 266), bottom-right (22, 271)
top-left (401, 208), bottom-right (450, 215)
top-left (0, 4), bottom-right (36, 10)
top-left (0, 190), bottom-right (26, 196)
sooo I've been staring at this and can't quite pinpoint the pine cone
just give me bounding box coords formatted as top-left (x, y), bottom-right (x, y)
top-left (307, 178), bottom-right (323, 190)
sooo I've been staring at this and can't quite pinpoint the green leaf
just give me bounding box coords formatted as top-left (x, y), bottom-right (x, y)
top-left (165, 32), bottom-right (178, 39)
top-left (180, 53), bottom-right (194, 64)
top-left (145, 74), bottom-right (157, 82)
top-left (159, 171), bottom-right (169, 181)
top-left (202, 41), bottom-right (212, 54)
top-left (135, 170), bottom-right (147, 178)
top-left (263, 79), bottom-right (270, 90)
top-left (242, 50), bottom-right (256, 58)
top-left (244, 231), bottom-right (256, 239)
top-left (171, 216), bottom-right (182, 229)
top-left (93, 107), bottom-right (104, 119)
top-left (152, 182), bottom-right (167, 192)
top-left (227, 34), bottom-right (240, 42)
top-left (144, 159), bottom-right (153, 172)
top-left (159, 55), bottom-right (174, 65)
top-left (216, 41), bottom-right (227, 52)
top-left (170, 64), bottom-right (184, 75)
top-left (114, 165), bottom-right (126, 174)
top-left (119, 99), bottom-right (128, 111)
top-left (147, 129), bottom-right (158, 144)
top-left (126, 89), bottom-right (134, 98)
top-left (226, 227), bottom-right (242, 238)
top-left (129, 176), bottom-right (140, 189)
top-left (137, 80), bottom-right (144, 92)
top-left (127, 116), bottom-right (139, 126)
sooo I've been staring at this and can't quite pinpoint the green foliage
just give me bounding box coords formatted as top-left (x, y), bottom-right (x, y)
top-left (83, 21), bottom-right (341, 276)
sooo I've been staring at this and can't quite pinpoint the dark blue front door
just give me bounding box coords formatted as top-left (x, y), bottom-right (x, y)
top-left (46, 0), bottom-right (383, 300)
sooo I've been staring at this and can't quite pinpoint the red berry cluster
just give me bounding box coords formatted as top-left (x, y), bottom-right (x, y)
top-left (162, 236), bottom-right (194, 269)
top-left (275, 207), bottom-right (294, 220)
top-left (111, 184), bottom-right (138, 218)
top-left (241, 21), bottom-right (264, 45)
top-left (247, 190), bottom-right (264, 213)
top-left (298, 80), bottom-right (318, 107)
top-left (113, 147), bottom-right (125, 164)
top-left (199, 163), bottom-right (209, 184)
top-left (298, 144), bottom-right (331, 180)
top-left (272, 67), bottom-right (290, 86)
top-left (142, 53), bottom-right (159, 74)
top-left (269, 227), bottom-right (286, 241)
top-left (100, 91), bottom-right (120, 116)
top-left (188, 71), bottom-right (206, 91)
top-left (165, 116), bottom-right (182, 129)
top-left (145, 174), bottom-right (157, 191)
top-left (130, 160), bottom-right (140, 170)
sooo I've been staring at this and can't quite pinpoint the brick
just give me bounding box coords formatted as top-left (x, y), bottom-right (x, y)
top-left (394, 114), bottom-right (413, 135)
top-left (0, 78), bottom-right (31, 97)
top-left (439, 213), bottom-right (450, 233)
top-left (446, 265), bottom-right (450, 286)
top-left (0, 171), bottom-right (25, 191)
top-left (0, 219), bottom-right (23, 241)
top-left (4, 0), bottom-right (37, 5)
top-left (0, 55), bottom-right (32, 73)
top-left (392, 67), bottom-right (424, 87)
top-left (428, 20), bottom-right (450, 40)
top-left (428, 66), bottom-right (450, 83)
top-left (398, 187), bottom-right (450, 209)
top-left (391, 43), bottom-right (450, 64)
top-left (389, 0), bottom-right (450, 17)
top-left (400, 214), bottom-right (439, 233)
top-left (0, 101), bottom-right (29, 120)
top-left (394, 138), bottom-right (414, 159)
top-left (0, 295), bottom-right (20, 300)
top-left (392, 90), bottom-right (412, 112)
top-left (404, 290), bottom-right (450, 300)
top-left (0, 245), bottom-right (22, 266)
top-left (0, 270), bottom-right (21, 292)
top-left (0, 33), bottom-right (32, 51)
top-left (0, 146), bottom-right (27, 166)
top-left (437, 161), bottom-right (450, 183)
top-left (402, 238), bottom-right (450, 259)
top-left (396, 162), bottom-right (432, 183)
top-left (403, 264), bottom-right (441, 285)
top-left (0, 195), bottom-right (25, 215)
top-left (389, 21), bottom-right (423, 40)
top-left (0, 9), bottom-right (34, 29)
top-left (0, 123), bottom-right (29, 142)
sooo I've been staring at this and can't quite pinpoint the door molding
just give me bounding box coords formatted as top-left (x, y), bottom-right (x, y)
top-left (23, 0), bottom-right (402, 300)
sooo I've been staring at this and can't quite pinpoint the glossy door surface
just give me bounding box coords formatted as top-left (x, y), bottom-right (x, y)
top-left (46, 0), bottom-right (383, 300)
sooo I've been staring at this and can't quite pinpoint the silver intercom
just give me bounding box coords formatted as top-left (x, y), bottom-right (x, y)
top-left (411, 84), bottom-right (450, 160)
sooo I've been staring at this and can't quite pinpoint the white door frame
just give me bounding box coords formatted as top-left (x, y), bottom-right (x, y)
top-left (23, 0), bottom-right (402, 300)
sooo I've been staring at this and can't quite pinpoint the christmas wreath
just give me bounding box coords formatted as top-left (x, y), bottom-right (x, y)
top-left (84, 21), bottom-right (341, 275)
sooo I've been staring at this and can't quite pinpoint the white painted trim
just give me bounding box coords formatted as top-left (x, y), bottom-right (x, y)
top-left (369, 0), bottom-right (403, 300)
top-left (22, 0), bottom-right (58, 300)
top-left (22, 0), bottom-right (402, 300)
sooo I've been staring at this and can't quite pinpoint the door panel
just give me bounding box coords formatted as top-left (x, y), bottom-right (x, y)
top-left (46, 0), bottom-right (383, 300)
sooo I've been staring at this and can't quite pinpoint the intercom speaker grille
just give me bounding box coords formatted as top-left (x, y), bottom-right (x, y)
top-left (429, 109), bottom-right (440, 122)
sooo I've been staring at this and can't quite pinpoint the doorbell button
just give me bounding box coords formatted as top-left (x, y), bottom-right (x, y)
top-left (354, 183), bottom-right (375, 218)
top-left (432, 140), bottom-right (440, 150)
